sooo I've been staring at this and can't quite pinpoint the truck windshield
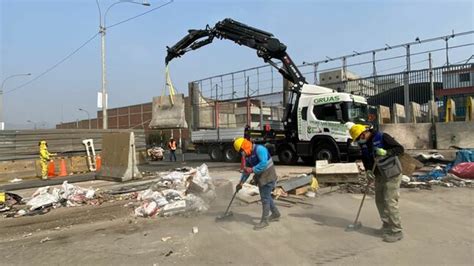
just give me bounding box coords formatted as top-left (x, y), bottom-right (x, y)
top-left (342, 102), bottom-right (368, 123)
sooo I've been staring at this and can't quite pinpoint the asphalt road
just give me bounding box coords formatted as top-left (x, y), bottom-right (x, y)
top-left (1, 168), bottom-right (472, 265)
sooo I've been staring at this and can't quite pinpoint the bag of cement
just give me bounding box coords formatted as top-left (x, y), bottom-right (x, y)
top-left (149, 94), bottom-right (188, 129)
top-left (184, 194), bottom-right (209, 212)
top-left (161, 200), bottom-right (186, 216)
top-left (26, 187), bottom-right (61, 211)
top-left (162, 171), bottom-right (185, 183)
top-left (134, 201), bottom-right (159, 217)
top-left (161, 189), bottom-right (184, 202)
top-left (137, 189), bottom-right (169, 207)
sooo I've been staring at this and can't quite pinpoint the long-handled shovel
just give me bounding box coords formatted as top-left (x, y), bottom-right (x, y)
top-left (215, 189), bottom-right (239, 222)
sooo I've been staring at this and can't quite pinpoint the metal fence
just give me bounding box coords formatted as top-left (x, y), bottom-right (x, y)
top-left (190, 62), bottom-right (473, 128)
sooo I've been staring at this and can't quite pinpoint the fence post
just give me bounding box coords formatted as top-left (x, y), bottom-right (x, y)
top-left (429, 53), bottom-right (436, 123)
top-left (404, 45), bottom-right (411, 123)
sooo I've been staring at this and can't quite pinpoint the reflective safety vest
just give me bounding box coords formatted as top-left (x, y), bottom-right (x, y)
top-left (168, 141), bottom-right (177, 151)
top-left (361, 131), bottom-right (384, 159)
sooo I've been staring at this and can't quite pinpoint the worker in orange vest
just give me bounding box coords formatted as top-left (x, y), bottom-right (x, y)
top-left (168, 138), bottom-right (177, 162)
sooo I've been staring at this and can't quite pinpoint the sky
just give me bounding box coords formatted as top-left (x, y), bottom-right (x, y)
top-left (1, 0), bottom-right (473, 129)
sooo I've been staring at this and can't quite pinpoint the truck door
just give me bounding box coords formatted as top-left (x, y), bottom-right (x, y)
top-left (297, 106), bottom-right (309, 141)
top-left (308, 102), bottom-right (347, 142)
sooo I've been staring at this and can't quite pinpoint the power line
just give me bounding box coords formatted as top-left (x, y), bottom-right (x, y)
top-left (108, 0), bottom-right (174, 29)
top-left (5, 32), bottom-right (99, 94)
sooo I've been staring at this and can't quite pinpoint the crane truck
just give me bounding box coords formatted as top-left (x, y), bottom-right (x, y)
top-left (165, 18), bottom-right (369, 164)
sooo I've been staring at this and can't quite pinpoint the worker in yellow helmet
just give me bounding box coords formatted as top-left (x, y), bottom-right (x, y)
top-left (346, 123), bottom-right (405, 243)
top-left (39, 140), bottom-right (56, 180)
top-left (234, 137), bottom-right (279, 230)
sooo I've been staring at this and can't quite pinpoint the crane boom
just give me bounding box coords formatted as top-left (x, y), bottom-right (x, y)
top-left (165, 18), bottom-right (309, 131)
top-left (165, 18), bottom-right (306, 88)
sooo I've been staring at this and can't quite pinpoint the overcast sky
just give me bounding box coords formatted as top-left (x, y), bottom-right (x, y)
top-left (1, 0), bottom-right (473, 129)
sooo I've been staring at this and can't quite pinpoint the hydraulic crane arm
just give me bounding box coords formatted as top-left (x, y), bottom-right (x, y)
top-left (165, 18), bottom-right (307, 88)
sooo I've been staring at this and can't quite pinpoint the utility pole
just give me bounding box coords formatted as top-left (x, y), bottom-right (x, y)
top-left (96, 0), bottom-right (150, 129)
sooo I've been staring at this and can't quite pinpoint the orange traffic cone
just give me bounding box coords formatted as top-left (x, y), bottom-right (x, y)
top-left (96, 155), bottom-right (102, 172)
top-left (47, 160), bottom-right (56, 177)
top-left (59, 158), bottom-right (67, 177)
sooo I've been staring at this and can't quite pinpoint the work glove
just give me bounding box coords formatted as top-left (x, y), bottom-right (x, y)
top-left (366, 170), bottom-right (376, 181)
top-left (235, 182), bottom-right (243, 192)
top-left (243, 167), bottom-right (253, 175)
top-left (375, 148), bottom-right (387, 157)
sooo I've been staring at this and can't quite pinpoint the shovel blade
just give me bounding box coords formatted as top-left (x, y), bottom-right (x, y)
top-left (345, 222), bottom-right (362, 232)
top-left (215, 211), bottom-right (233, 222)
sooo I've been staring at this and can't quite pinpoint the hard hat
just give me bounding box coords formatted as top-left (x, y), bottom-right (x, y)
top-left (233, 137), bottom-right (245, 152)
top-left (39, 140), bottom-right (47, 146)
top-left (349, 124), bottom-right (368, 141)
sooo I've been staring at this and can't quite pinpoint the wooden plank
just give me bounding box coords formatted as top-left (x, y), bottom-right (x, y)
top-left (289, 186), bottom-right (308, 195)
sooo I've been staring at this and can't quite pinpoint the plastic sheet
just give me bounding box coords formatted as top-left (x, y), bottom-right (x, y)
top-left (449, 162), bottom-right (474, 179)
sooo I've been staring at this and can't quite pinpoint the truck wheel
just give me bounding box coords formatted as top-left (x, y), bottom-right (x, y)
top-left (314, 143), bottom-right (338, 162)
top-left (278, 145), bottom-right (298, 164)
top-left (223, 145), bottom-right (239, 162)
top-left (209, 145), bottom-right (223, 161)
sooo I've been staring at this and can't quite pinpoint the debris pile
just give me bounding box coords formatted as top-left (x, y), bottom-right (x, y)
top-left (404, 149), bottom-right (474, 189)
top-left (1, 181), bottom-right (101, 218)
top-left (132, 164), bottom-right (215, 218)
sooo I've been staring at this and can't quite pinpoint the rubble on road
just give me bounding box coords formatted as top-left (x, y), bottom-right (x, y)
top-left (2, 164), bottom-right (215, 219)
top-left (337, 150), bottom-right (473, 193)
top-left (131, 164), bottom-right (216, 218)
top-left (2, 181), bottom-right (103, 218)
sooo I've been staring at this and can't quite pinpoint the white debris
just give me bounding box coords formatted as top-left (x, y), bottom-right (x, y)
top-left (26, 181), bottom-right (97, 211)
top-left (192, 226), bottom-right (199, 234)
top-left (134, 201), bottom-right (159, 217)
top-left (133, 163), bottom-right (215, 218)
top-left (402, 175), bottom-right (411, 183)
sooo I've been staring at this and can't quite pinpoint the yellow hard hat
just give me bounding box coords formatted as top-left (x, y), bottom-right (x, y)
top-left (233, 137), bottom-right (245, 152)
top-left (349, 124), bottom-right (368, 141)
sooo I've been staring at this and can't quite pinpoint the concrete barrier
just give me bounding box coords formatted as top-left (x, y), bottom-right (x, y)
top-left (392, 103), bottom-right (406, 123)
top-left (149, 94), bottom-right (188, 129)
top-left (96, 132), bottom-right (142, 182)
top-left (379, 123), bottom-right (433, 149)
top-left (436, 122), bottom-right (474, 149)
top-left (377, 105), bottom-right (391, 124)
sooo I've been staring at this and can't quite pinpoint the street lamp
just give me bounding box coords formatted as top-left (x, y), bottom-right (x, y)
top-left (78, 108), bottom-right (91, 129)
top-left (26, 120), bottom-right (37, 130)
top-left (1, 73), bottom-right (32, 130)
top-left (96, 0), bottom-right (150, 129)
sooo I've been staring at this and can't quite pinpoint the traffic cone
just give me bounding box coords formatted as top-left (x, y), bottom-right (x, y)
top-left (47, 160), bottom-right (56, 177)
top-left (96, 155), bottom-right (102, 172)
top-left (59, 158), bottom-right (67, 177)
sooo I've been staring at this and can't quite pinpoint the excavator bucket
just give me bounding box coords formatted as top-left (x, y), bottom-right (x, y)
top-left (149, 94), bottom-right (188, 129)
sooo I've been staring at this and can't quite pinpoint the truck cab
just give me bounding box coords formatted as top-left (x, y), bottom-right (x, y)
top-left (277, 84), bottom-right (368, 164)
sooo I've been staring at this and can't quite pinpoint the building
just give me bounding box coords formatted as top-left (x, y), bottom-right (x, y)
top-left (319, 69), bottom-right (376, 95)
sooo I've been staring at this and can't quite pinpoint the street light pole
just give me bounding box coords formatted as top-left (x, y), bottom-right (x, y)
top-left (26, 120), bottom-right (37, 130)
top-left (78, 108), bottom-right (91, 129)
top-left (1, 73), bottom-right (31, 130)
top-left (96, 0), bottom-right (150, 129)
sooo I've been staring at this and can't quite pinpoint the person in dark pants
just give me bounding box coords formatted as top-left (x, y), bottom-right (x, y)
top-left (233, 137), bottom-right (280, 230)
top-left (168, 138), bottom-right (177, 162)
top-left (348, 123), bottom-right (405, 243)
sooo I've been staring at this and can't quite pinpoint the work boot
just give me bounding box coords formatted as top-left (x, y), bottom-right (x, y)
top-left (268, 211), bottom-right (281, 222)
top-left (253, 218), bottom-right (269, 230)
top-left (380, 222), bottom-right (390, 235)
top-left (383, 231), bottom-right (403, 243)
